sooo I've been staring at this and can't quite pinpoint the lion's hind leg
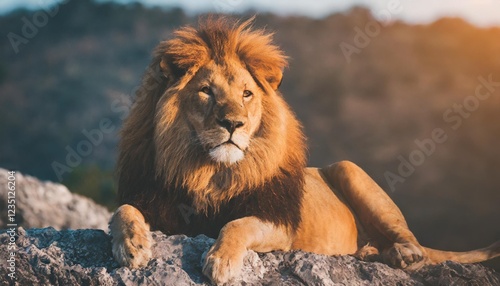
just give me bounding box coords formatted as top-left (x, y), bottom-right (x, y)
top-left (109, 204), bottom-right (152, 268)
top-left (322, 161), bottom-right (426, 269)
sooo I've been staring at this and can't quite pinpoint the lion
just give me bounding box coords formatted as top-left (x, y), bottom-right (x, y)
top-left (109, 17), bottom-right (500, 284)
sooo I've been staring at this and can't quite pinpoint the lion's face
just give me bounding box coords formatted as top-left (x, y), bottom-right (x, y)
top-left (126, 18), bottom-right (307, 205)
top-left (179, 61), bottom-right (263, 164)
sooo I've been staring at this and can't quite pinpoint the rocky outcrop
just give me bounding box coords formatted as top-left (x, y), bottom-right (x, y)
top-left (0, 227), bottom-right (499, 285)
top-left (0, 168), bottom-right (111, 230)
top-left (0, 169), bottom-right (498, 285)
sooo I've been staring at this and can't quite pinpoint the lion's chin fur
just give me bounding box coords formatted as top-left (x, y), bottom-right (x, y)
top-left (209, 144), bottom-right (244, 165)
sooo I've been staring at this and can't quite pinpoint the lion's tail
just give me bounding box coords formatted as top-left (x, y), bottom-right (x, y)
top-left (423, 240), bottom-right (500, 264)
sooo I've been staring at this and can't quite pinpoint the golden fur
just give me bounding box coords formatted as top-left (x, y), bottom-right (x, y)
top-left (109, 17), bottom-right (500, 285)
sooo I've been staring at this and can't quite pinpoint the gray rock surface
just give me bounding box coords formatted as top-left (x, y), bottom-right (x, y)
top-left (0, 227), bottom-right (499, 286)
top-left (0, 168), bottom-right (111, 230)
top-left (0, 169), bottom-right (499, 285)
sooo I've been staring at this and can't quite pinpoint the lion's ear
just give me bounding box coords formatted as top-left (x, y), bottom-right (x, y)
top-left (159, 57), bottom-right (171, 78)
top-left (159, 55), bottom-right (186, 82)
top-left (237, 32), bottom-right (288, 91)
top-left (157, 30), bottom-right (210, 83)
top-left (266, 70), bottom-right (283, 91)
top-left (251, 65), bottom-right (284, 91)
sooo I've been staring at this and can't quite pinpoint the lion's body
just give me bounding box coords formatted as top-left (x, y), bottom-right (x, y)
top-left (109, 17), bottom-right (500, 284)
top-left (294, 168), bottom-right (359, 255)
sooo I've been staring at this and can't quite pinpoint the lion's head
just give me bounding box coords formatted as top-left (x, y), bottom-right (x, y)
top-left (118, 17), bottom-right (306, 212)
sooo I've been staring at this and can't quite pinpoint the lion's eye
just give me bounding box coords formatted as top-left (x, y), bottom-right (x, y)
top-left (200, 86), bottom-right (213, 96)
top-left (243, 90), bottom-right (253, 99)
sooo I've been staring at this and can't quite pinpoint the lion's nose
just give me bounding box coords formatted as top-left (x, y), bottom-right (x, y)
top-left (216, 118), bottom-right (245, 134)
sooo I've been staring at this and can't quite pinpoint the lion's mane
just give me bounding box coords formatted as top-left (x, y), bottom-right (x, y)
top-left (117, 17), bottom-right (307, 237)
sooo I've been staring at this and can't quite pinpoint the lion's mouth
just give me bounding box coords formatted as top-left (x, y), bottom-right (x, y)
top-left (213, 140), bottom-right (241, 150)
top-left (209, 140), bottom-right (245, 164)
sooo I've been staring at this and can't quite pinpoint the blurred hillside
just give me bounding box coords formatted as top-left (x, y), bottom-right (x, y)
top-left (0, 0), bottom-right (499, 269)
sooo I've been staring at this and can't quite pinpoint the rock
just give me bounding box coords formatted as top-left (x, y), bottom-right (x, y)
top-left (0, 227), bottom-right (499, 285)
top-left (0, 170), bottom-right (498, 284)
top-left (0, 168), bottom-right (111, 230)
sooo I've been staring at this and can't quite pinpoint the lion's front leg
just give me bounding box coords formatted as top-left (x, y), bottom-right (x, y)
top-left (203, 216), bottom-right (292, 285)
top-left (109, 204), bottom-right (152, 268)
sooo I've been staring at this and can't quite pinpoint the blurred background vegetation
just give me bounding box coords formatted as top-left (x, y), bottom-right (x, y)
top-left (0, 0), bottom-right (499, 269)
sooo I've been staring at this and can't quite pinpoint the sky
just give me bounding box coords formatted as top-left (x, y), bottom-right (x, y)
top-left (1, 0), bottom-right (500, 27)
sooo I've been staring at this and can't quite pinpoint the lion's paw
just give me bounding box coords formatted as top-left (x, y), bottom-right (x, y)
top-left (202, 245), bottom-right (246, 285)
top-left (382, 242), bottom-right (426, 270)
top-left (354, 244), bottom-right (380, 262)
top-left (112, 229), bottom-right (152, 268)
top-left (109, 205), bottom-right (152, 268)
